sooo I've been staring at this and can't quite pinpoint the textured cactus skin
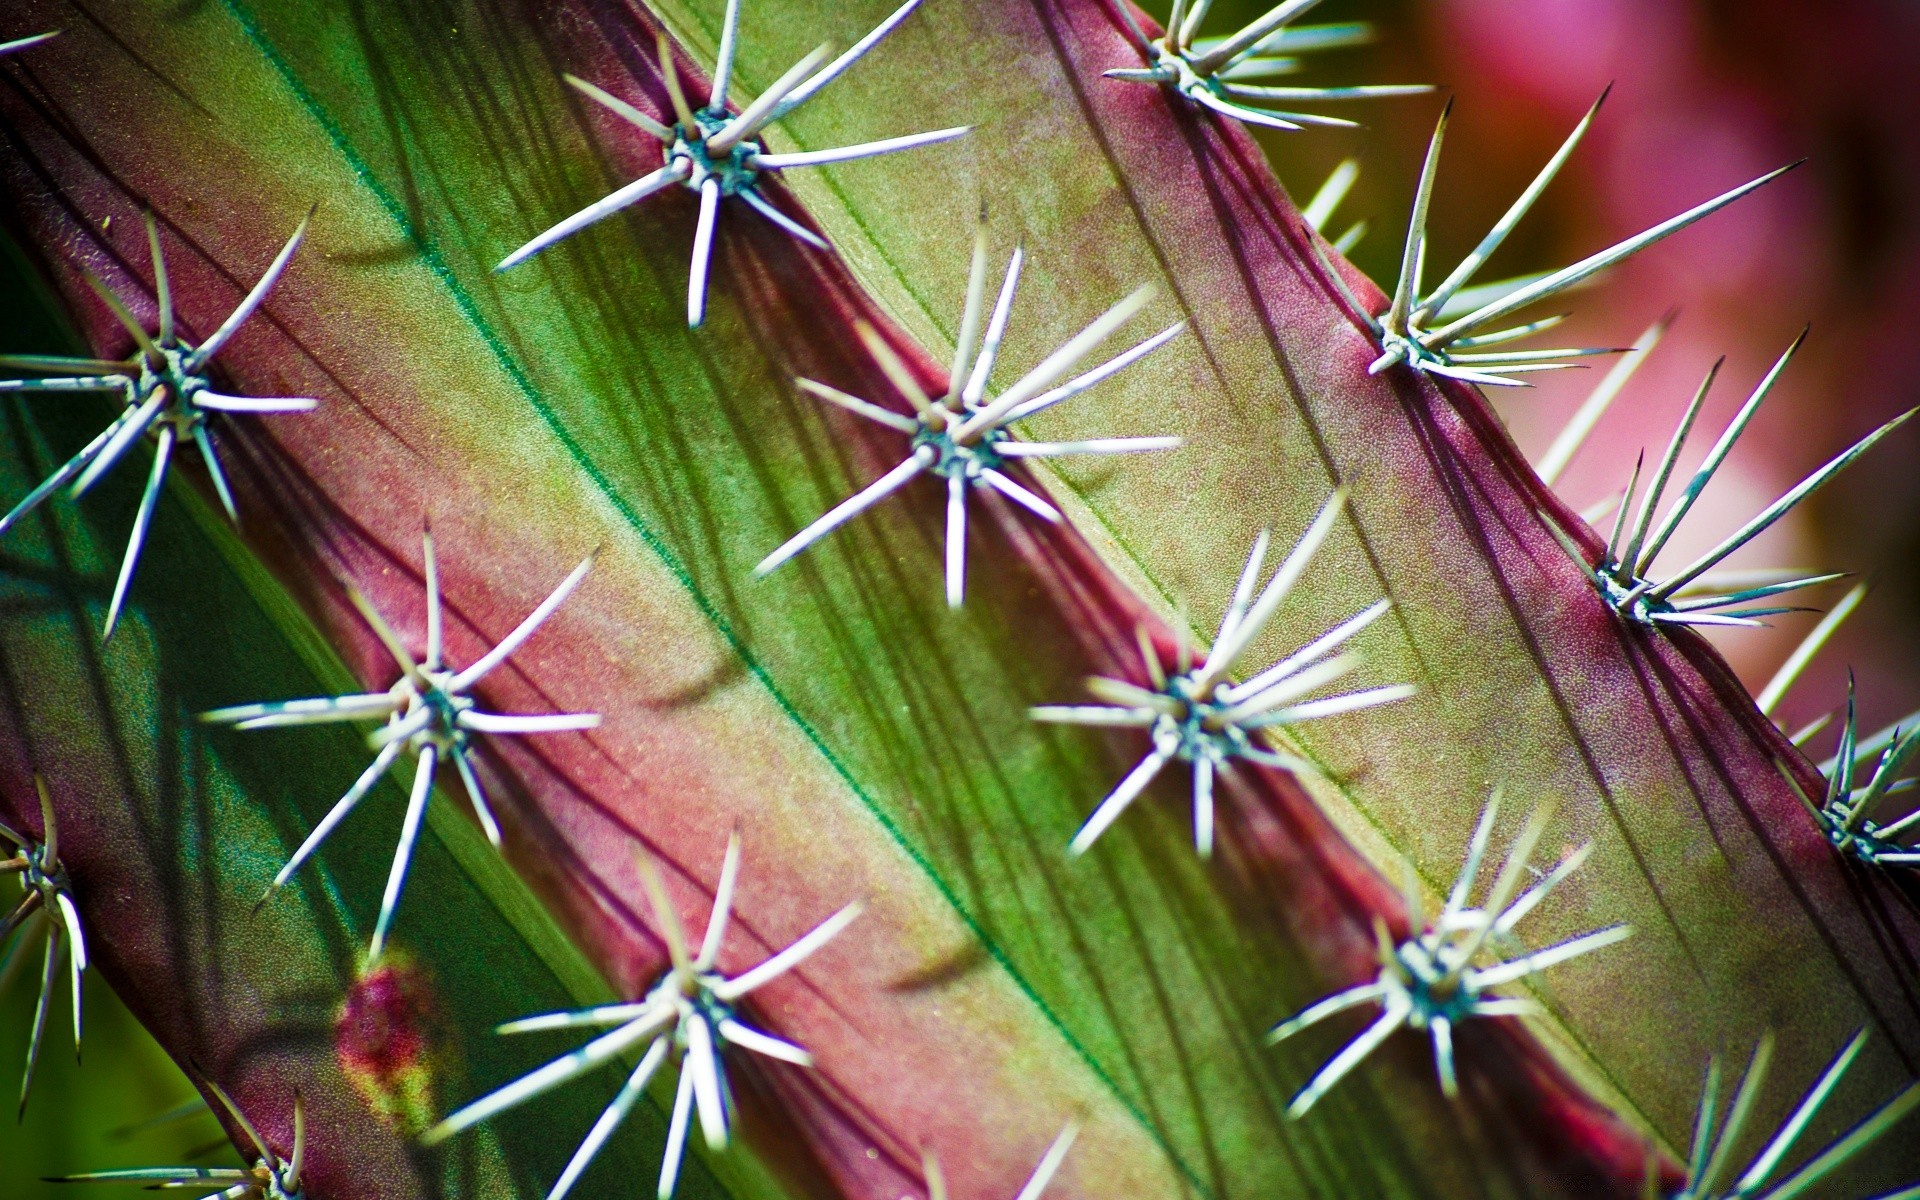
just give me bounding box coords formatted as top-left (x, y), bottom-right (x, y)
top-left (661, 0), bottom-right (1920, 1166)
top-left (0, 0), bottom-right (1916, 1197)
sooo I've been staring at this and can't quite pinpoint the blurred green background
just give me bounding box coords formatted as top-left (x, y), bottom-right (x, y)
top-left (0, 960), bottom-right (221, 1194)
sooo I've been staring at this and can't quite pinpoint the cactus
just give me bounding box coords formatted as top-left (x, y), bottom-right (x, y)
top-left (0, 1), bottom-right (1916, 1198)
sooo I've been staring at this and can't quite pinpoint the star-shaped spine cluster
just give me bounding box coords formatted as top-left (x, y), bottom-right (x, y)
top-left (1034, 491), bottom-right (1409, 856)
top-left (425, 834), bottom-right (859, 1200)
top-left (498, 0), bottom-right (968, 326)
top-left (202, 531), bottom-right (598, 958)
top-left (0, 213), bottom-right (316, 636)
top-left (1542, 334), bottom-right (1913, 630)
top-left (1269, 792), bottom-right (1629, 1116)
top-left (1345, 95), bottom-right (1792, 388)
top-left (1793, 684), bottom-right (1920, 870)
top-left (1668, 1029), bottom-right (1919, 1200)
top-left (0, 777), bottom-right (86, 1112)
top-left (755, 214), bottom-right (1183, 607)
top-left (1105, 0), bottom-right (1428, 131)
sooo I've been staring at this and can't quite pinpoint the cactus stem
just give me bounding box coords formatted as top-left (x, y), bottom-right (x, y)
top-left (53, 1088), bottom-right (306, 1199)
top-left (0, 30), bottom-right (57, 56)
top-left (0, 777), bottom-right (86, 1115)
top-left (1547, 334), bottom-right (1915, 628)
top-left (495, 0), bottom-right (966, 326)
top-left (424, 833), bottom-right (860, 1200)
top-left (1035, 491), bottom-right (1410, 856)
top-left (1270, 791), bottom-right (1630, 1117)
top-left (200, 533), bottom-right (599, 958)
top-left (0, 210), bottom-right (317, 638)
top-left (1367, 94), bottom-right (1796, 387)
top-left (1102, 2), bottom-right (1428, 131)
top-left (1670, 1029), bottom-right (1919, 1200)
top-left (755, 226), bottom-right (1182, 605)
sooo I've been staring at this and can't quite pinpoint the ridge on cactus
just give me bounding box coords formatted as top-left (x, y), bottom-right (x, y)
top-left (1353, 95), bottom-right (1797, 387)
top-left (1033, 490), bottom-right (1409, 857)
top-left (424, 835), bottom-right (860, 1200)
top-left (1671, 1030), bottom-right (1920, 1200)
top-left (55, 1085), bottom-right (305, 1199)
top-left (1105, 0), bottom-right (1430, 131)
top-left (0, 212), bottom-right (316, 637)
top-left (754, 218), bottom-right (1183, 607)
top-left (495, 0), bottom-right (969, 325)
top-left (0, 777), bottom-right (85, 1113)
top-left (200, 531), bottom-right (599, 959)
top-left (1269, 792), bottom-right (1630, 1116)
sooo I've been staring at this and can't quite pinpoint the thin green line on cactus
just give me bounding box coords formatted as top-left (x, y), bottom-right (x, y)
top-left (0, 211), bottom-right (317, 638)
top-left (1033, 490), bottom-right (1411, 857)
top-left (1542, 333), bottom-right (1916, 628)
top-left (53, 1084), bottom-right (306, 1199)
top-left (1669, 1029), bottom-right (1920, 1200)
top-left (1269, 791), bottom-right (1630, 1117)
top-left (1350, 93), bottom-right (1797, 387)
top-left (754, 217), bottom-right (1183, 607)
top-left (495, 0), bottom-right (968, 326)
top-left (0, 777), bottom-right (86, 1115)
top-left (0, 30), bottom-right (56, 55)
top-left (200, 531), bottom-right (599, 959)
top-left (1104, 0), bottom-right (1430, 131)
top-left (924, 1122), bottom-right (1080, 1200)
top-left (424, 834), bottom-right (861, 1200)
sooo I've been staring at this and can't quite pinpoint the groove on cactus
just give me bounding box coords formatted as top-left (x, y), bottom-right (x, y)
top-left (1104, 0), bottom-right (1429, 132)
top-left (1269, 791), bottom-right (1630, 1117)
top-left (200, 531), bottom-right (600, 959)
top-left (495, 0), bottom-right (968, 326)
top-left (1032, 490), bottom-right (1411, 857)
top-left (0, 211), bottom-right (317, 638)
top-left (425, 833), bottom-right (861, 1200)
top-left (753, 212), bottom-right (1184, 607)
top-left (0, 775), bottom-right (85, 1114)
